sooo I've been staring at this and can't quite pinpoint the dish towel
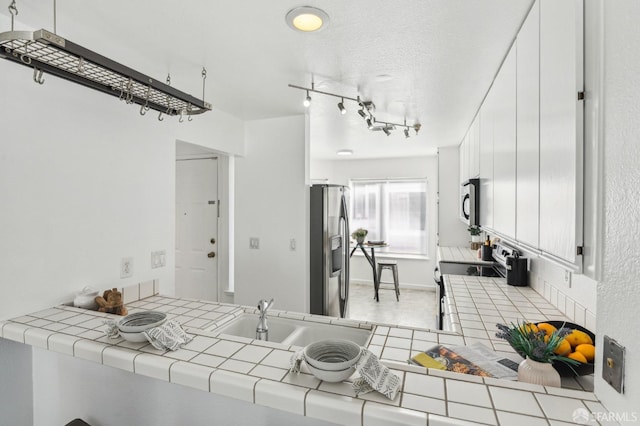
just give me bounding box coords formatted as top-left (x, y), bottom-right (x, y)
top-left (289, 348), bottom-right (401, 400)
top-left (352, 349), bottom-right (401, 400)
top-left (143, 320), bottom-right (193, 351)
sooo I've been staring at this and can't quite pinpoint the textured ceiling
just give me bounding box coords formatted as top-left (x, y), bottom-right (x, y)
top-left (1, 0), bottom-right (533, 159)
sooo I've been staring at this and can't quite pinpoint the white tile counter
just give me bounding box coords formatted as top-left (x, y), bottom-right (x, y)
top-left (0, 294), bottom-right (606, 425)
top-left (438, 246), bottom-right (494, 265)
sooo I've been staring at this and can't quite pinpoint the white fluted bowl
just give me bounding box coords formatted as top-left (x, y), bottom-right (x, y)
top-left (118, 311), bottom-right (167, 333)
top-left (303, 339), bottom-right (362, 372)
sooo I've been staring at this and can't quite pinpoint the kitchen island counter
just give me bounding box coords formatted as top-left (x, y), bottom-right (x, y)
top-left (1, 292), bottom-right (605, 425)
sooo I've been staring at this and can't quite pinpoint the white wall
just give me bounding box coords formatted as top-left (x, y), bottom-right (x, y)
top-left (234, 115), bottom-right (309, 312)
top-left (437, 146), bottom-right (470, 247)
top-left (593, 0), bottom-right (640, 414)
top-left (0, 46), bottom-right (243, 321)
top-left (31, 348), bottom-right (333, 426)
top-left (311, 156), bottom-right (438, 288)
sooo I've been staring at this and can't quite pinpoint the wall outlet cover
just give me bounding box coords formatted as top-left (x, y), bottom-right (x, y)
top-left (250, 237), bottom-right (260, 249)
top-left (602, 335), bottom-right (625, 394)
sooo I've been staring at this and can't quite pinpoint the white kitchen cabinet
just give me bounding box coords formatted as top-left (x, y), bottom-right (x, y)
top-left (469, 114), bottom-right (480, 178)
top-left (516, 0), bottom-right (540, 247)
top-left (491, 45), bottom-right (517, 239)
top-left (539, 0), bottom-right (583, 263)
top-left (479, 91), bottom-right (494, 230)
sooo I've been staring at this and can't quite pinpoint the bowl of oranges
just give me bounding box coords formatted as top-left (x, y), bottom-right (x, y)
top-left (533, 321), bottom-right (595, 376)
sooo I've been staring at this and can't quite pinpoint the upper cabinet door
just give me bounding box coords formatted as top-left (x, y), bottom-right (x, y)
top-left (470, 115), bottom-right (480, 178)
top-left (492, 44), bottom-right (517, 239)
top-left (479, 90), bottom-right (495, 230)
top-left (539, 0), bottom-right (584, 263)
top-left (516, 0), bottom-right (540, 247)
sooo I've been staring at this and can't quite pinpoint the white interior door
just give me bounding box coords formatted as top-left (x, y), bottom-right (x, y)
top-left (175, 158), bottom-right (218, 301)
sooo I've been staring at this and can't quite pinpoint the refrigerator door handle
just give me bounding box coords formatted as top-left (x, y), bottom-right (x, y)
top-left (339, 194), bottom-right (350, 317)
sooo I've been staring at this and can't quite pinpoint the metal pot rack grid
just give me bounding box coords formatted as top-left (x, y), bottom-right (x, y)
top-left (0, 29), bottom-right (211, 120)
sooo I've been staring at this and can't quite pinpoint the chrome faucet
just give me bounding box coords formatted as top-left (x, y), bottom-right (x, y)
top-left (256, 298), bottom-right (274, 341)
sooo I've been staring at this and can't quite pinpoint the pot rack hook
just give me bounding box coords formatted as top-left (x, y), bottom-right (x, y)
top-left (158, 111), bottom-right (164, 121)
top-left (201, 67), bottom-right (207, 103)
top-left (187, 103), bottom-right (193, 122)
top-left (140, 85), bottom-right (151, 115)
top-left (8, 0), bottom-right (18, 31)
top-left (32, 67), bottom-right (45, 85)
top-left (179, 110), bottom-right (184, 123)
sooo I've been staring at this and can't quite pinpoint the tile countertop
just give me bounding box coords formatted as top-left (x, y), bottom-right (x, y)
top-left (0, 295), bottom-right (607, 426)
top-left (438, 245), bottom-right (495, 265)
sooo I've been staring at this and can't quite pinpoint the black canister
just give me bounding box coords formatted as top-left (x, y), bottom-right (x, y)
top-left (481, 244), bottom-right (493, 261)
top-left (506, 253), bottom-right (528, 286)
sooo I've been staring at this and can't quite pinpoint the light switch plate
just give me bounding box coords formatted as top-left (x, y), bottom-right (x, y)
top-left (250, 237), bottom-right (260, 249)
top-left (120, 257), bottom-right (133, 278)
top-left (602, 335), bottom-right (625, 393)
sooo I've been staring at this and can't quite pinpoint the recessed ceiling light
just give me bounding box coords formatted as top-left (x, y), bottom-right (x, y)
top-left (375, 74), bottom-right (393, 82)
top-left (336, 149), bottom-right (353, 156)
top-left (286, 6), bottom-right (329, 32)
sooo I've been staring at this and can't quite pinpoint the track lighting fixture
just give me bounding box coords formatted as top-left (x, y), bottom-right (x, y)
top-left (337, 98), bottom-right (347, 115)
top-left (288, 81), bottom-right (420, 136)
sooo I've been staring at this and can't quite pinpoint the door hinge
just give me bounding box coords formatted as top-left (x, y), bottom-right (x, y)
top-left (577, 91), bottom-right (585, 100)
top-left (577, 246), bottom-right (584, 255)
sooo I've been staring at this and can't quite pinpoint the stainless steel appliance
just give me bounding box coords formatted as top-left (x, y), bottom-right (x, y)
top-left (310, 184), bottom-right (350, 318)
top-left (461, 178), bottom-right (480, 226)
top-left (434, 242), bottom-right (526, 329)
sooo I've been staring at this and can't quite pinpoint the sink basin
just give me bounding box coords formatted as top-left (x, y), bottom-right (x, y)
top-left (210, 313), bottom-right (371, 346)
top-left (212, 314), bottom-right (297, 343)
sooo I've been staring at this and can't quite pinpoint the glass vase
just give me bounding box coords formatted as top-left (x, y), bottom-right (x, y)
top-left (518, 356), bottom-right (561, 387)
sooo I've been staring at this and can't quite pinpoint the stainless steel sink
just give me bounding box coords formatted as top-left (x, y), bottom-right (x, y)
top-left (210, 313), bottom-right (371, 346)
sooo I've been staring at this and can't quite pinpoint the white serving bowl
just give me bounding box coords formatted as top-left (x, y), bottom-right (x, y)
top-left (119, 330), bottom-right (149, 343)
top-left (118, 311), bottom-right (167, 333)
top-left (303, 339), bottom-right (362, 371)
top-left (305, 362), bottom-right (355, 383)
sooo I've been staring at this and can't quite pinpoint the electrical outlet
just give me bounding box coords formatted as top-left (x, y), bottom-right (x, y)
top-left (250, 237), bottom-right (260, 249)
top-left (151, 250), bottom-right (166, 269)
top-left (290, 238), bottom-right (296, 251)
top-left (120, 257), bottom-right (133, 278)
top-left (564, 270), bottom-right (572, 288)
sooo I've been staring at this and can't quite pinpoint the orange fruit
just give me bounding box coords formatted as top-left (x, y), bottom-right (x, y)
top-left (575, 344), bottom-right (596, 362)
top-left (566, 329), bottom-right (593, 347)
top-left (519, 323), bottom-right (539, 335)
top-left (537, 322), bottom-right (558, 336)
top-left (554, 338), bottom-right (572, 356)
top-left (568, 351), bottom-right (588, 363)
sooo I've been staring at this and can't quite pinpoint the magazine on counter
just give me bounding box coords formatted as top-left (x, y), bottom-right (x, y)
top-left (410, 343), bottom-right (518, 379)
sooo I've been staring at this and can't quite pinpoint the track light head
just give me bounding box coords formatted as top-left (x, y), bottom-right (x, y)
top-left (303, 91), bottom-right (311, 108)
top-left (383, 126), bottom-right (391, 136)
top-left (404, 128), bottom-right (410, 138)
top-left (366, 118), bottom-right (373, 129)
top-left (414, 123), bottom-right (421, 135)
top-left (337, 99), bottom-right (347, 115)
top-left (357, 108), bottom-right (367, 118)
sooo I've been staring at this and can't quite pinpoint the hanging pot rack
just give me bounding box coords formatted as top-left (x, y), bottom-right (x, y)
top-left (0, 2), bottom-right (211, 120)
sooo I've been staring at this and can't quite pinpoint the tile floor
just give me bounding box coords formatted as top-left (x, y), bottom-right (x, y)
top-left (347, 282), bottom-right (437, 329)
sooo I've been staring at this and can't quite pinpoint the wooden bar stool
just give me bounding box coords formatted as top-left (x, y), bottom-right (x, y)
top-left (376, 260), bottom-right (400, 301)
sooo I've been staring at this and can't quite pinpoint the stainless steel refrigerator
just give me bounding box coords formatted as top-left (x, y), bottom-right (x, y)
top-left (309, 184), bottom-right (350, 318)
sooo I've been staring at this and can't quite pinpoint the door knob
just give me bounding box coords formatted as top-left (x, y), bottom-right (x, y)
top-left (207, 251), bottom-right (216, 258)
top-left (210, 238), bottom-right (216, 244)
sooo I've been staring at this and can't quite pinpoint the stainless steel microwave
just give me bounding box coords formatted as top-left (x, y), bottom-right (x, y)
top-left (461, 178), bottom-right (480, 226)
